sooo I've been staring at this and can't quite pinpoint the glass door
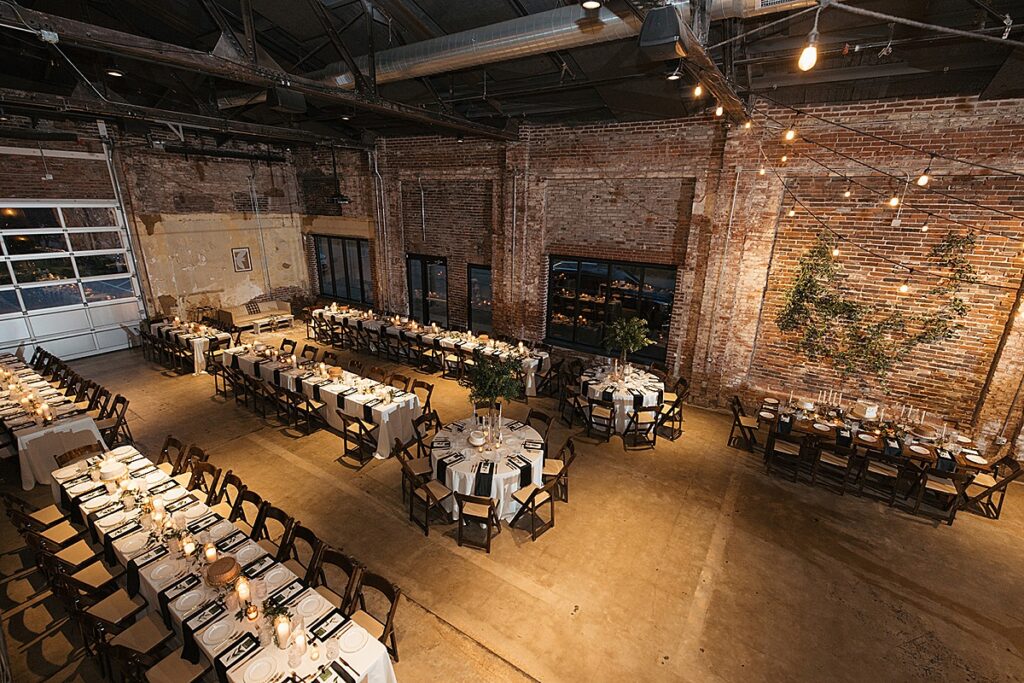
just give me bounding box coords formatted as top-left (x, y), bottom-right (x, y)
top-left (406, 255), bottom-right (448, 327)
top-left (467, 265), bottom-right (492, 334)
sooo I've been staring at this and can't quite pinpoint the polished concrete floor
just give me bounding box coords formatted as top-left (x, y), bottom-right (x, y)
top-left (2, 334), bottom-right (1024, 682)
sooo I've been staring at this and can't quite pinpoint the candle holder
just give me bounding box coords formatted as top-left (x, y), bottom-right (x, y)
top-left (245, 602), bottom-right (260, 621)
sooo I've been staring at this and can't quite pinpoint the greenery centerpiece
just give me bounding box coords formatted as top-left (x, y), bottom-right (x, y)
top-left (604, 316), bottom-right (655, 377)
top-left (459, 354), bottom-right (523, 446)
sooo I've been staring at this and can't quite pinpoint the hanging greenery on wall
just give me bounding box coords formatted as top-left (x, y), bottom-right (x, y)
top-left (775, 231), bottom-right (977, 377)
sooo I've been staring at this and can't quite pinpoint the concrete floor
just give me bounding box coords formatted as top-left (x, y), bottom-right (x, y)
top-left (2, 335), bottom-right (1024, 682)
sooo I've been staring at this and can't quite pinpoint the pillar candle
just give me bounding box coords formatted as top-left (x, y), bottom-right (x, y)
top-left (236, 576), bottom-right (250, 603)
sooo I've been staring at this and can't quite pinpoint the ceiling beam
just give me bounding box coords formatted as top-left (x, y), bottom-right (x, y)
top-left (240, 0), bottom-right (258, 64)
top-left (0, 87), bottom-right (369, 147)
top-left (303, 0), bottom-right (369, 92)
top-left (0, 4), bottom-right (514, 140)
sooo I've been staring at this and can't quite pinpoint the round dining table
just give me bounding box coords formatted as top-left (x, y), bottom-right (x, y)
top-left (580, 364), bottom-right (665, 433)
top-left (429, 416), bottom-right (544, 520)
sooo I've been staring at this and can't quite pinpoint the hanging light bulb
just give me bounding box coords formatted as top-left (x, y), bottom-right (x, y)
top-left (784, 128), bottom-right (796, 141)
top-left (843, 188), bottom-right (851, 198)
top-left (693, 84), bottom-right (703, 97)
top-left (831, 245), bottom-right (840, 257)
top-left (921, 221), bottom-right (930, 232)
top-left (781, 154), bottom-right (788, 163)
top-left (788, 208), bottom-right (796, 217)
top-left (714, 105), bottom-right (724, 117)
top-left (917, 156), bottom-right (933, 186)
top-left (666, 65), bottom-right (682, 81)
top-left (888, 195), bottom-right (900, 207)
top-left (758, 167), bottom-right (766, 176)
top-left (898, 281), bottom-right (910, 294)
top-left (798, 7), bottom-right (822, 72)
top-left (581, 0), bottom-right (602, 9)
top-left (743, 121), bottom-right (752, 129)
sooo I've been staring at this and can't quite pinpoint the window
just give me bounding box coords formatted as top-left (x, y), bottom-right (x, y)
top-left (82, 278), bottom-right (134, 302)
top-left (546, 256), bottom-right (675, 361)
top-left (12, 258), bottom-right (75, 283)
top-left (69, 231), bottom-right (122, 251)
top-left (76, 254), bottom-right (129, 277)
top-left (468, 265), bottom-right (492, 334)
top-left (313, 236), bottom-right (374, 305)
top-left (21, 283), bottom-right (82, 310)
top-left (4, 233), bottom-right (67, 255)
top-left (406, 255), bottom-right (448, 327)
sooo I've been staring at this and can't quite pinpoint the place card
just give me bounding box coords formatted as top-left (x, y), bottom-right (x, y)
top-left (430, 439), bottom-right (450, 449)
top-left (507, 421), bottom-right (526, 432)
top-left (523, 440), bottom-right (544, 451)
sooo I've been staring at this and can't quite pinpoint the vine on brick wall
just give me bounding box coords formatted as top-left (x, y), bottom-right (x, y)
top-left (776, 231), bottom-right (977, 378)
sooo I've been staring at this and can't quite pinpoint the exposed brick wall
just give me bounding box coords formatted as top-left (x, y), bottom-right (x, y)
top-left (0, 117), bottom-right (113, 199)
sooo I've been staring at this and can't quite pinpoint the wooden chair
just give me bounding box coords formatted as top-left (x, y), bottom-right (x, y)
top-left (622, 407), bottom-right (659, 450)
top-left (411, 379), bottom-right (433, 415)
top-left (509, 478), bottom-right (559, 541)
top-left (411, 411), bottom-right (442, 459)
top-left (366, 365), bottom-right (387, 383)
top-left (185, 461), bottom-right (221, 499)
top-left (350, 570), bottom-right (402, 661)
top-left (811, 441), bottom-right (855, 494)
top-left (285, 389), bottom-right (325, 435)
top-left (321, 350), bottom-right (339, 366)
top-left (912, 465), bottom-right (970, 525)
top-left (280, 338), bottom-right (298, 355)
top-left (348, 359), bottom-right (364, 375)
top-left (55, 442), bottom-right (105, 468)
top-left (657, 393), bottom-right (684, 440)
top-left (959, 457), bottom-right (1023, 520)
top-left (277, 523), bottom-right (324, 583)
top-left (584, 398), bottom-right (616, 442)
top-left (398, 456), bottom-right (451, 536)
top-left (173, 444), bottom-right (210, 486)
top-left (542, 437), bottom-right (578, 502)
top-left (210, 470), bottom-right (245, 517)
top-left (309, 546), bottom-right (364, 616)
top-left (97, 394), bottom-right (132, 447)
top-left (454, 493), bottom-right (501, 553)
top-left (728, 395), bottom-right (759, 451)
top-left (387, 372), bottom-right (412, 392)
top-left (557, 385), bottom-right (588, 428)
top-left (526, 409), bottom-right (553, 452)
top-left (300, 344), bottom-right (319, 362)
top-left (156, 435), bottom-right (188, 475)
top-left (253, 504), bottom-right (294, 557)
top-left (338, 411), bottom-right (379, 464)
top-left (229, 489), bottom-right (265, 536)
top-left (764, 424), bottom-right (816, 483)
top-left (392, 438), bottom-right (432, 503)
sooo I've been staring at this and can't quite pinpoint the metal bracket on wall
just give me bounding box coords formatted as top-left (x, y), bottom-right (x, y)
top-left (162, 122), bottom-right (185, 142)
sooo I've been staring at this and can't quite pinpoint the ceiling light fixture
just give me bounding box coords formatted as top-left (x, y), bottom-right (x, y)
top-left (105, 67), bottom-right (125, 78)
top-left (798, 7), bottom-right (822, 72)
top-left (341, 114), bottom-right (351, 121)
top-left (788, 208), bottom-right (796, 217)
top-left (693, 84), bottom-right (703, 98)
top-left (666, 65), bottom-right (682, 81)
top-left (781, 154), bottom-right (788, 162)
top-left (457, 134), bottom-right (465, 144)
top-left (581, 0), bottom-right (602, 9)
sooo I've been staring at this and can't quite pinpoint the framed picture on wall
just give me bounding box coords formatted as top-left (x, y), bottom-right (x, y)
top-left (231, 247), bottom-right (253, 272)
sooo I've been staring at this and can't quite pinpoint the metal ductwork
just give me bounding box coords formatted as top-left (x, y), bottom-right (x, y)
top-left (217, 0), bottom-right (816, 110)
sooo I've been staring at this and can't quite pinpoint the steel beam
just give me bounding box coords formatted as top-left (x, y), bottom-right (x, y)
top-left (304, 0), bottom-right (369, 93)
top-left (0, 5), bottom-right (514, 140)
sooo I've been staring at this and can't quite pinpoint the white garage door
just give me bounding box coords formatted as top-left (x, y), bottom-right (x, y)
top-left (0, 201), bottom-right (144, 359)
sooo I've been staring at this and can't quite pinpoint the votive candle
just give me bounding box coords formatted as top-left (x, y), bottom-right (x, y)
top-left (204, 543), bottom-right (217, 563)
top-left (236, 576), bottom-right (251, 603)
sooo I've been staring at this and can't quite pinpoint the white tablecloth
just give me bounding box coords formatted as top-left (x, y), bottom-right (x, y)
top-left (17, 414), bottom-right (103, 490)
top-left (581, 365), bottom-right (665, 433)
top-left (52, 449), bottom-right (397, 683)
top-left (151, 323), bottom-right (232, 374)
top-left (429, 417), bottom-right (544, 520)
top-left (314, 310), bottom-right (550, 396)
top-left (224, 348), bottom-right (419, 458)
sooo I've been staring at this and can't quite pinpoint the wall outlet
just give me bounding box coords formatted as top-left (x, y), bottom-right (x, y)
top-left (890, 218), bottom-right (901, 227)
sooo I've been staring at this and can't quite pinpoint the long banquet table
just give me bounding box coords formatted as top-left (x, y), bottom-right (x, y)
top-left (222, 347), bottom-right (419, 458)
top-left (0, 354), bottom-right (103, 490)
top-left (313, 309), bottom-right (550, 396)
top-left (149, 322), bottom-right (233, 374)
top-left (53, 448), bottom-right (398, 683)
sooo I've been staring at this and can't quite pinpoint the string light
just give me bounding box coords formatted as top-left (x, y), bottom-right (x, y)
top-left (921, 221), bottom-right (929, 232)
top-left (898, 281), bottom-right (910, 294)
top-left (758, 167), bottom-right (766, 175)
top-left (798, 6), bottom-right (822, 72)
top-left (831, 245), bottom-right (840, 257)
top-left (784, 128), bottom-right (796, 141)
top-left (917, 155), bottom-right (934, 186)
top-left (581, 0), bottom-right (602, 9)
top-left (666, 64), bottom-right (682, 81)
top-left (744, 121), bottom-right (752, 129)
top-left (715, 105), bottom-right (724, 117)
top-left (693, 84), bottom-right (703, 97)
top-left (788, 207), bottom-right (796, 217)
top-left (843, 188), bottom-right (851, 198)
top-left (781, 154), bottom-right (788, 162)
top-left (888, 195), bottom-right (900, 207)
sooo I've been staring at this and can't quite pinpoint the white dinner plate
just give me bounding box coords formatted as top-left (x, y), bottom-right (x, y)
top-left (295, 592), bottom-right (321, 619)
top-left (149, 560), bottom-right (178, 584)
top-left (53, 465), bottom-right (82, 481)
top-left (145, 470), bottom-right (167, 484)
top-left (956, 435), bottom-right (973, 444)
top-left (82, 495), bottom-right (111, 511)
top-left (209, 520), bottom-right (234, 538)
top-left (201, 619), bottom-right (234, 647)
top-left (110, 446), bottom-right (135, 458)
top-left (175, 589), bottom-right (205, 614)
top-left (763, 397), bottom-right (779, 405)
top-left (184, 502), bottom-right (208, 519)
top-left (339, 627), bottom-right (368, 653)
top-left (97, 511), bottom-right (126, 528)
top-left (813, 423), bottom-right (831, 432)
top-left (163, 488), bottom-right (186, 501)
top-left (263, 566), bottom-right (289, 590)
top-left (69, 482), bottom-right (97, 495)
top-left (235, 544), bottom-right (261, 565)
top-left (119, 534), bottom-right (147, 555)
top-left (758, 411), bottom-right (775, 420)
top-left (909, 444), bottom-right (930, 455)
top-left (857, 433), bottom-right (877, 442)
top-left (966, 454), bottom-right (988, 465)
top-left (243, 657), bottom-right (277, 683)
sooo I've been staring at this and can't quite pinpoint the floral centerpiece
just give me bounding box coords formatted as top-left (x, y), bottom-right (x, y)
top-left (459, 354), bottom-right (522, 447)
top-left (604, 316), bottom-right (654, 379)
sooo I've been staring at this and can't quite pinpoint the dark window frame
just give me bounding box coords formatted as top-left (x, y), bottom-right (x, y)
top-left (406, 254), bottom-right (448, 326)
top-left (467, 263), bottom-right (493, 334)
top-left (545, 255), bottom-right (675, 362)
top-left (312, 235), bottom-right (374, 306)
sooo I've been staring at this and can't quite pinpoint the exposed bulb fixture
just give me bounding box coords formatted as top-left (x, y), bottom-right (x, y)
top-left (781, 154), bottom-right (788, 162)
top-left (693, 84), bottom-right (703, 98)
top-left (917, 156), bottom-right (933, 186)
top-left (743, 120), bottom-right (752, 129)
top-left (714, 105), bottom-right (724, 117)
top-left (798, 8), bottom-right (822, 72)
top-left (758, 167), bottom-right (766, 176)
top-left (921, 221), bottom-right (930, 232)
top-left (888, 195), bottom-right (900, 207)
top-left (898, 282), bottom-right (910, 294)
top-left (784, 128), bottom-right (796, 141)
top-left (581, 0), bottom-right (602, 9)
top-left (0, 107), bottom-right (7, 122)
top-left (105, 65), bottom-right (125, 77)
top-left (340, 114), bottom-right (351, 121)
top-left (843, 189), bottom-right (851, 198)
top-left (831, 246), bottom-right (840, 257)
top-left (788, 208), bottom-right (796, 217)
top-left (666, 65), bottom-right (682, 81)
top-left (456, 134), bottom-right (465, 144)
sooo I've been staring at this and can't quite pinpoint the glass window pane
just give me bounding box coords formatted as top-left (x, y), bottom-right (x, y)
top-left (640, 267), bottom-right (674, 356)
top-left (0, 289), bottom-right (19, 314)
top-left (76, 254), bottom-right (128, 277)
top-left (576, 261), bottom-right (608, 348)
top-left (0, 207), bottom-right (59, 229)
top-left (469, 266), bottom-right (493, 334)
top-left (344, 240), bottom-right (362, 302)
top-left (407, 258), bottom-right (423, 322)
top-left (549, 259), bottom-right (578, 342)
top-left (0, 265), bottom-right (10, 286)
top-left (360, 240), bottom-right (374, 305)
top-left (608, 263), bottom-right (641, 324)
top-left (426, 261), bottom-right (448, 327)
top-left (21, 284), bottom-right (82, 310)
top-left (83, 278), bottom-right (134, 302)
top-left (62, 207), bottom-right (117, 227)
top-left (12, 257), bottom-right (75, 283)
top-left (315, 237), bottom-right (330, 296)
top-left (69, 231), bottom-right (122, 251)
top-left (330, 239), bottom-right (348, 299)
top-left (5, 233), bottom-right (67, 255)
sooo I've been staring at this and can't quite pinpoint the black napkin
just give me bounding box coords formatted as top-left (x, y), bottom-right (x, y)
top-left (836, 428), bottom-right (853, 447)
top-left (362, 399), bottom-right (380, 422)
top-left (242, 554), bottom-right (275, 579)
top-left (230, 353), bottom-right (239, 369)
top-left (181, 599), bottom-right (227, 663)
top-left (436, 452), bottom-right (464, 481)
top-left (510, 455), bottom-right (532, 487)
top-left (601, 387), bottom-right (615, 402)
top-left (331, 661), bottom-right (358, 683)
top-left (165, 495), bottom-right (198, 514)
top-left (629, 388), bottom-right (645, 410)
top-left (216, 530), bottom-right (248, 553)
top-left (272, 367), bottom-right (281, 385)
top-left (936, 450), bottom-right (957, 473)
top-left (473, 461), bottom-right (494, 497)
top-left (103, 521), bottom-right (142, 565)
top-left (777, 413), bottom-right (793, 435)
top-left (883, 438), bottom-right (902, 458)
top-left (187, 513), bottom-right (219, 534)
top-left (148, 479), bottom-right (177, 496)
top-left (213, 631), bottom-right (259, 683)
top-left (268, 578), bottom-right (304, 606)
top-left (126, 544), bottom-right (168, 596)
top-left (310, 609), bottom-right (348, 642)
top-left (157, 572), bottom-right (200, 628)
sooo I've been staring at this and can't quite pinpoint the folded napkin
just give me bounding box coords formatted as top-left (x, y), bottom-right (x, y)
top-left (215, 530), bottom-right (248, 553)
top-left (509, 455), bottom-right (532, 487)
top-left (103, 521), bottom-right (142, 565)
top-left (126, 544), bottom-right (168, 596)
top-left (165, 495), bottom-right (198, 514)
top-left (213, 630), bottom-right (259, 683)
top-left (310, 609), bottom-right (349, 642)
top-left (242, 554), bottom-right (275, 579)
top-left (445, 421), bottom-right (466, 432)
top-left (330, 660), bottom-right (359, 683)
top-left (187, 513), bottom-right (219, 534)
top-left (148, 479), bottom-right (177, 496)
top-left (157, 570), bottom-right (200, 627)
top-left (836, 428), bottom-right (853, 447)
top-left (268, 578), bottom-right (305, 606)
top-left (181, 599), bottom-right (227, 663)
top-left (436, 452), bottom-right (464, 481)
top-left (507, 421), bottom-right (527, 432)
top-left (629, 388), bottom-right (645, 410)
top-left (362, 399), bottom-right (381, 422)
top-left (883, 438), bottom-right (902, 458)
top-left (473, 461), bottom-right (495, 497)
